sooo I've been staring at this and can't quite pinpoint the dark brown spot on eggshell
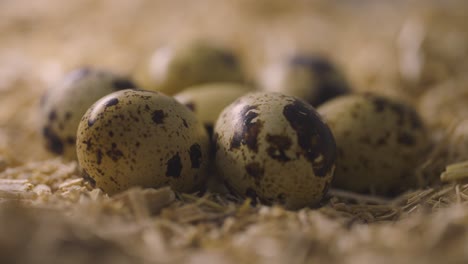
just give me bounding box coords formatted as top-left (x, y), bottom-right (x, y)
top-left (189, 144), bottom-right (202, 168)
top-left (283, 99), bottom-right (336, 177)
top-left (152, 110), bottom-right (166, 124)
top-left (369, 95), bottom-right (424, 133)
top-left (106, 143), bottom-right (124, 161)
top-left (42, 127), bottom-right (64, 155)
top-left (266, 134), bottom-right (292, 162)
top-left (230, 105), bottom-right (263, 152)
top-left (138, 94), bottom-right (153, 100)
top-left (245, 162), bottom-right (264, 185)
top-left (96, 149), bottom-right (103, 165)
top-left (166, 153), bottom-right (182, 178)
top-left (109, 176), bottom-right (120, 186)
top-left (82, 139), bottom-right (93, 151)
top-left (104, 98), bottom-right (119, 108)
top-left (182, 118), bottom-right (188, 128)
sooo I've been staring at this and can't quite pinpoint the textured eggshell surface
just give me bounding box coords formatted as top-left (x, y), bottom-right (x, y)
top-left (149, 41), bottom-right (245, 95)
top-left (317, 94), bottom-right (430, 195)
top-left (214, 92), bottom-right (336, 209)
top-left (174, 82), bottom-right (252, 133)
top-left (76, 89), bottom-right (209, 195)
top-left (39, 68), bottom-right (137, 160)
top-left (260, 55), bottom-right (350, 106)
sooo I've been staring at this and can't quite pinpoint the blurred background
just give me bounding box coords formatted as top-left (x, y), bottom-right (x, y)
top-left (1, 0), bottom-right (468, 162)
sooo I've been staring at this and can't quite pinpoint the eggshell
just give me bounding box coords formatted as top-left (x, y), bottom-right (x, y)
top-left (149, 41), bottom-right (245, 95)
top-left (214, 92), bottom-right (336, 209)
top-left (259, 55), bottom-right (350, 106)
top-left (318, 93), bottom-right (430, 195)
top-left (76, 89), bottom-right (209, 195)
top-left (174, 82), bottom-right (252, 136)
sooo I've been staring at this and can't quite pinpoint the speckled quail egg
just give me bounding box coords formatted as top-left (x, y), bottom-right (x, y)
top-left (259, 54), bottom-right (350, 107)
top-left (174, 82), bottom-right (252, 137)
top-left (39, 67), bottom-right (137, 160)
top-left (214, 92), bottom-right (336, 210)
top-left (317, 93), bottom-right (430, 195)
top-left (76, 89), bottom-right (209, 195)
top-left (148, 41), bottom-right (245, 95)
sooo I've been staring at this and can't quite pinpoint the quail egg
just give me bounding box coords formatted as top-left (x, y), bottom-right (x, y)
top-left (317, 93), bottom-right (430, 195)
top-left (39, 67), bottom-right (137, 160)
top-left (148, 41), bottom-right (245, 95)
top-left (259, 54), bottom-right (350, 106)
top-left (214, 92), bottom-right (336, 210)
top-left (76, 89), bottom-right (209, 195)
top-left (174, 82), bottom-right (252, 137)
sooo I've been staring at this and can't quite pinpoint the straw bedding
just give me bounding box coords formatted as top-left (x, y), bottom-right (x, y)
top-left (1, 1), bottom-right (468, 263)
